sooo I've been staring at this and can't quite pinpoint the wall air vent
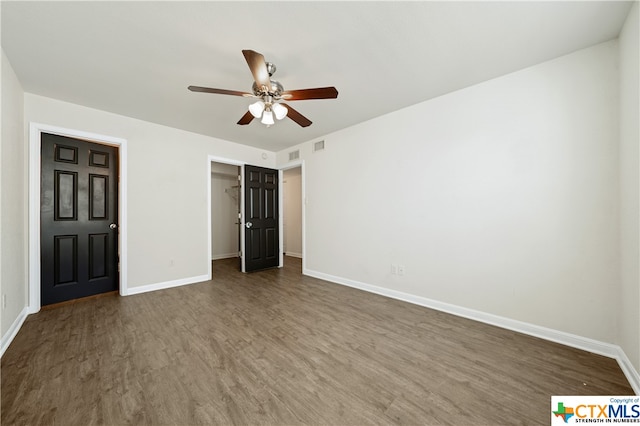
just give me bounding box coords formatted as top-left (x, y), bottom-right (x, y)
top-left (289, 150), bottom-right (300, 161)
top-left (313, 140), bottom-right (325, 152)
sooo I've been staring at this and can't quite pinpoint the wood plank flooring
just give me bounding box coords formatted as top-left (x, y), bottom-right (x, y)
top-left (2, 257), bottom-right (633, 425)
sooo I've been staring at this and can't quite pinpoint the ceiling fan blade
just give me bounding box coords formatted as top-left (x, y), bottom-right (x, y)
top-left (237, 110), bottom-right (254, 125)
top-left (281, 103), bottom-right (312, 127)
top-left (242, 50), bottom-right (272, 92)
top-left (188, 86), bottom-right (253, 97)
top-left (281, 87), bottom-right (338, 101)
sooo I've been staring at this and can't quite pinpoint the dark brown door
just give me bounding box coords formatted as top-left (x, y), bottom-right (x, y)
top-left (244, 165), bottom-right (279, 272)
top-left (40, 133), bottom-right (118, 305)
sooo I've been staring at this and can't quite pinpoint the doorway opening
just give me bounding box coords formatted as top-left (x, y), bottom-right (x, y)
top-left (210, 162), bottom-right (241, 268)
top-left (283, 166), bottom-right (303, 260)
top-left (280, 162), bottom-right (304, 275)
top-left (207, 157), bottom-right (303, 277)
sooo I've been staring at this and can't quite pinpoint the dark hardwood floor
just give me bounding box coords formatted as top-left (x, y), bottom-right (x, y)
top-left (1, 257), bottom-right (633, 425)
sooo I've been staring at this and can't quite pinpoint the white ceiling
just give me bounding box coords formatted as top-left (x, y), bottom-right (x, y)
top-left (1, 1), bottom-right (633, 152)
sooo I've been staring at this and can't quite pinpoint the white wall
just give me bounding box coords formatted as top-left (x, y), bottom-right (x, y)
top-left (1, 50), bottom-right (27, 338)
top-left (283, 167), bottom-right (302, 257)
top-left (24, 93), bottom-right (275, 292)
top-left (211, 162), bottom-right (239, 260)
top-left (618, 1), bottom-right (640, 372)
top-left (279, 41), bottom-right (620, 344)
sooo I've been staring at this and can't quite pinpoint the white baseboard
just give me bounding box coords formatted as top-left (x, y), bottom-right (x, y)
top-left (303, 268), bottom-right (640, 395)
top-left (615, 348), bottom-right (640, 395)
top-left (285, 252), bottom-right (302, 259)
top-left (212, 253), bottom-right (238, 261)
top-left (125, 274), bottom-right (209, 296)
top-left (1, 306), bottom-right (29, 358)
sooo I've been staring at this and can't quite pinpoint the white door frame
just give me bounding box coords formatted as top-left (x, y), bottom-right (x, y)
top-left (28, 123), bottom-right (128, 312)
top-left (279, 160), bottom-right (305, 270)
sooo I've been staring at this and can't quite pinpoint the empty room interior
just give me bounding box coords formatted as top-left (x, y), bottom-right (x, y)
top-left (1, 1), bottom-right (639, 424)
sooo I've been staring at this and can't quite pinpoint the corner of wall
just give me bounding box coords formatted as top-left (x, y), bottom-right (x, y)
top-left (618, 0), bottom-right (640, 375)
top-left (1, 48), bottom-right (4, 346)
top-left (1, 48), bottom-right (28, 355)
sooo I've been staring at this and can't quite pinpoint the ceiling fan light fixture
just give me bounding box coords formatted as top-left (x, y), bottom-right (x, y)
top-left (189, 49), bottom-right (338, 128)
top-left (261, 109), bottom-right (275, 126)
top-left (249, 100), bottom-right (265, 118)
top-left (272, 103), bottom-right (288, 120)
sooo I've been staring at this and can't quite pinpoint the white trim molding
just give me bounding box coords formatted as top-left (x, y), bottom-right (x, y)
top-left (125, 274), bottom-right (209, 296)
top-left (303, 268), bottom-right (640, 395)
top-left (212, 253), bottom-right (239, 261)
top-left (0, 307), bottom-right (29, 358)
top-left (28, 123), bottom-right (128, 308)
top-left (616, 350), bottom-right (640, 395)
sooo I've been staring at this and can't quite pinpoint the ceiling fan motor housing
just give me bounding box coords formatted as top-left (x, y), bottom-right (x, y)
top-left (252, 80), bottom-right (284, 98)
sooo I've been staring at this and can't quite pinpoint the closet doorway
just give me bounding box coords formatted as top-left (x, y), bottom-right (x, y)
top-left (283, 166), bottom-right (302, 260)
top-left (210, 162), bottom-right (241, 267)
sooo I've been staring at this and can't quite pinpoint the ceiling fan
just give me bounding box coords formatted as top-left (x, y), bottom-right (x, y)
top-left (188, 50), bottom-right (338, 128)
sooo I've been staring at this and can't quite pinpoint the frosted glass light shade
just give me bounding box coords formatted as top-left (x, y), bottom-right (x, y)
top-left (249, 101), bottom-right (265, 118)
top-left (272, 103), bottom-right (288, 120)
top-left (261, 110), bottom-right (274, 125)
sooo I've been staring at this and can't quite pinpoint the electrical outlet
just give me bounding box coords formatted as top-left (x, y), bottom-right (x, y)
top-left (398, 265), bottom-right (406, 276)
top-left (2, 294), bottom-right (6, 309)
top-left (170, 259), bottom-right (175, 267)
top-left (391, 264), bottom-right (398, 275)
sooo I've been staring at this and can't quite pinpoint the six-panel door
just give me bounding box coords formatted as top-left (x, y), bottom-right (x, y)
top-left (40, 133), bottom-right (118, 305)
top-left (244, 165), bottom-right (279, 272)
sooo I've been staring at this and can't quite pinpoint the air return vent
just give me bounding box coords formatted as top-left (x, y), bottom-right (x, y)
top-left (289, 150), bottom-right (300, 161)
top-left (313, 140), bottom-right (325, 152)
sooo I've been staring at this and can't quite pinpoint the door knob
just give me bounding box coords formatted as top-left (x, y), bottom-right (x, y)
top-left (109, 223), bottom-right (118, 230)
top-left (245, 222), bottom-right (252, 229)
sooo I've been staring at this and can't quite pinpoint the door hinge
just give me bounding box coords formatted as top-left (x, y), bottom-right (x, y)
top-left (238, 251), bottom-right (242, 257)
top-left (238, 175), bottom-right (241, 181)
